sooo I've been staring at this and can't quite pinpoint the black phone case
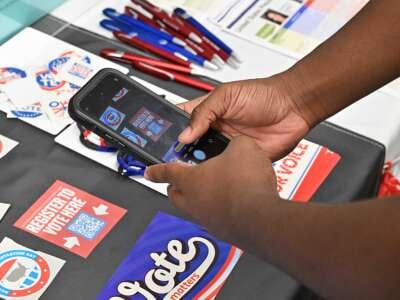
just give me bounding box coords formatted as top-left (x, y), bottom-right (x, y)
top-left (68, 68), bottom-right (228, 165)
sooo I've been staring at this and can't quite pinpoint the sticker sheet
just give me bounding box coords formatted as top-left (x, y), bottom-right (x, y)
top-left (14, 180), bottom-right (127, 258)
top-left (0, 27), bottom-right (128, 135)
top-left (0, 237), bottom-right (64, 300)
top-left (0, 134), bottom-right (18, 159)
top-left (97, 212), bottom-right (242, 300)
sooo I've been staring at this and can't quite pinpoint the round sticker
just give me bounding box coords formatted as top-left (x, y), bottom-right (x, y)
top-left (0, 250), bottom-right (50, 297)
top-left (0, 67), bottom-right (27, 84)
top-left (35, 70), bottom-right (65, 91)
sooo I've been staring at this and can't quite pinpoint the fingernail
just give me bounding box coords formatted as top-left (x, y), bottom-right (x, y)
top-left (143, 168), bottom-right (150, 180)
top-left (179, 126), bottom-right (192, 141)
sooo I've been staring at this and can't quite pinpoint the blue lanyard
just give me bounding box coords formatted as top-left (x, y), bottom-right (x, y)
top-left (77, 125), bottom-right (146, 176)
top-left (117, 150), bottom-right (146, 177)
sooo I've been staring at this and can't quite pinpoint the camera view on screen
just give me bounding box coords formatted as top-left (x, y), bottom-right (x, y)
top-left (80, 74), bottom-right (227, 164)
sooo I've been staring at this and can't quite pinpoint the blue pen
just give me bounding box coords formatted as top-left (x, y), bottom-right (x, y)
top-left (100, 19), bottom-right (218, 70)
top-left (103, 8), bottom-right (187, 47)
top-left (174, 7), bottom-right (242, 63)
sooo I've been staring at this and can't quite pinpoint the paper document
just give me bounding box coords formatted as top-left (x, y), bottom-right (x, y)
top-left (213, 0), bottom-right (369, 59)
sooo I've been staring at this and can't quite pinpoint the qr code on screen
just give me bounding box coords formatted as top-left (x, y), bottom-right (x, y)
top-left (67, 212), bottom-right (106, 240)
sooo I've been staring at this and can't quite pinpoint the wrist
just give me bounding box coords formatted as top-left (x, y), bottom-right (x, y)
top-left (275, 63), bottom-right (329, 128)
top-left (230, 193), bottom-right (284, 254)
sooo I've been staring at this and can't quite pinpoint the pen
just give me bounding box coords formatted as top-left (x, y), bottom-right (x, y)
top-left (174, 7), bottom-right (242, 63)
top-left (171, 12), bottom-right (230, 62)
top-left (101, 19), bottom-right (218, 69)
top-left (125, 6), bottom-right (219, 65)
top-left (113, 31), bottom-right (192, 67)
top-left (125, 6), bottom-right (197, 55)
top-left (100, 48), bottom-right (207, 76)
top-left (170, 13), bottom-right (227, 67)
top-left (125, 6), bottom-right (162, 31)
top-left (131, 0), bottom-right (203, 44)
top-left (103, 8), bottom-right (186, 47)
top-left (132, 61), bottom-right (215, 92)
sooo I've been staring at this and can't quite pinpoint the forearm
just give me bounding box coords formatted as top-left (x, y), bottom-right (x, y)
top-left (282, 0), bottom-right (400, 127)
top-left (233, 196), bottom-right (400, 299)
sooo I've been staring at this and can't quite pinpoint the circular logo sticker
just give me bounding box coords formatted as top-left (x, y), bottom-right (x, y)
top-left (0, 250), bottom-right (50, 297)
top-left (0, 67), bottom-right (27, 84)
top-left (35, 70), bottom-right (65, 91)
top-left (48, 56), bottom-right (71, 75)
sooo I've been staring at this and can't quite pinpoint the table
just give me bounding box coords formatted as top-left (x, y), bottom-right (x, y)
top-left (0, 14), bottom-right (385, 300)
top-left (51, 0), bottom-right (400, 163)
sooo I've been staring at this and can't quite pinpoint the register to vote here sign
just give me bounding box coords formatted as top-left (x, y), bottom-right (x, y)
top-left (14, 180), bottom-right (126, 258)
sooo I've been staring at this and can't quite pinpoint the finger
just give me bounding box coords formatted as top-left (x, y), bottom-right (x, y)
top-left (177, 95), bottom-right (208, 114)
top-left (166, 184), bottom-right (183, 203)
top-left (179, 88), bottom-right (227, 144)
top-left (167, 184), bottom-right (196, 217)
top-left (224, 135), bottom-right (270, 162)
top-left (144, 163), bottom-right (190, 187)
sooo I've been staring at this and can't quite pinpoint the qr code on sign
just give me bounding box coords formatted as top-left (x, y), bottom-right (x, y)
top-left (67, 212), bottom-right (106, 240)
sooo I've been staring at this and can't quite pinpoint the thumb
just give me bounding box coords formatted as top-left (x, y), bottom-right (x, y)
top-left (178, 88), bottom-right (227, 144)
top-left (144, 162), bottom-right (191, 188)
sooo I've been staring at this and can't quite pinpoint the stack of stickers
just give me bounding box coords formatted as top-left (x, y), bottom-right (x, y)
top-left (0, 27), bottom-right (128, 135)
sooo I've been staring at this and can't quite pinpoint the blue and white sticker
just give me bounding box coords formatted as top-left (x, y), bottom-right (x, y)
top-left (100, 106), bottom-right (125, 130)
top-left (11, 106), bottom-right (43, 118)
top-left (0, 67), bottom-right (27, 84)
top-left (0, 237), bottom-right (64, 299)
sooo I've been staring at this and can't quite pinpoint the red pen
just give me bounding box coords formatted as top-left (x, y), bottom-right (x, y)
top-left (124, 6), bottom-right (199, 56)
top-left (125, 5), bottom-right (219, 64)
top-left (100, 48), bottom-right (206, 76)
top-left (113, 31), bottom-right (192, 67)
top-left (132, 61), bottom-right (215, 92)
top-left (172, 12), bottom-right (233, 66)
top-left (125, 6), bottom-right (160, 29)
top-left (131, 0), bottom-right (203, 43)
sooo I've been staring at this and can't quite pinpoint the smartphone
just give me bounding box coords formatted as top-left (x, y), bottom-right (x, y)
top-left (68, 68), bottom-right (229, 165)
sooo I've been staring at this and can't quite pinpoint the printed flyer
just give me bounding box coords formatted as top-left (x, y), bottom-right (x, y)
top-left (97, 212), bottom-right (242, 300)
top-left (14, 180), bottom-right (127, 258)
top-left (273, 139), bottom-right (341, 202)
top-left (214, 0), bottom-right (369, 58)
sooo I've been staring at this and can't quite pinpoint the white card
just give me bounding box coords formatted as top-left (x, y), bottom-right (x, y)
top-left (0, 203), bottom-right (10, 221)
top-left (0, 237), bottom-right (65, 300)
top-left (0, 134), bottom-right (19, 159)
top-left (0, 27), bottom-right (129, 135)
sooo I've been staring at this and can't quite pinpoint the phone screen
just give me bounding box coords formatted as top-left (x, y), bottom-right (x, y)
top-left (79, 74), bottom-right (227, 164)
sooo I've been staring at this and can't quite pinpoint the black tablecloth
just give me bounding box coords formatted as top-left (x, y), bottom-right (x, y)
top-left (0, 15), bottom-right (385, 299)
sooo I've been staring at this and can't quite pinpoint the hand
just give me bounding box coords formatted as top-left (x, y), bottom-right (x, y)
top-left (144, 136), bottom-right (281, 245)
top-left (178, 76), bottom-right (310, 161)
